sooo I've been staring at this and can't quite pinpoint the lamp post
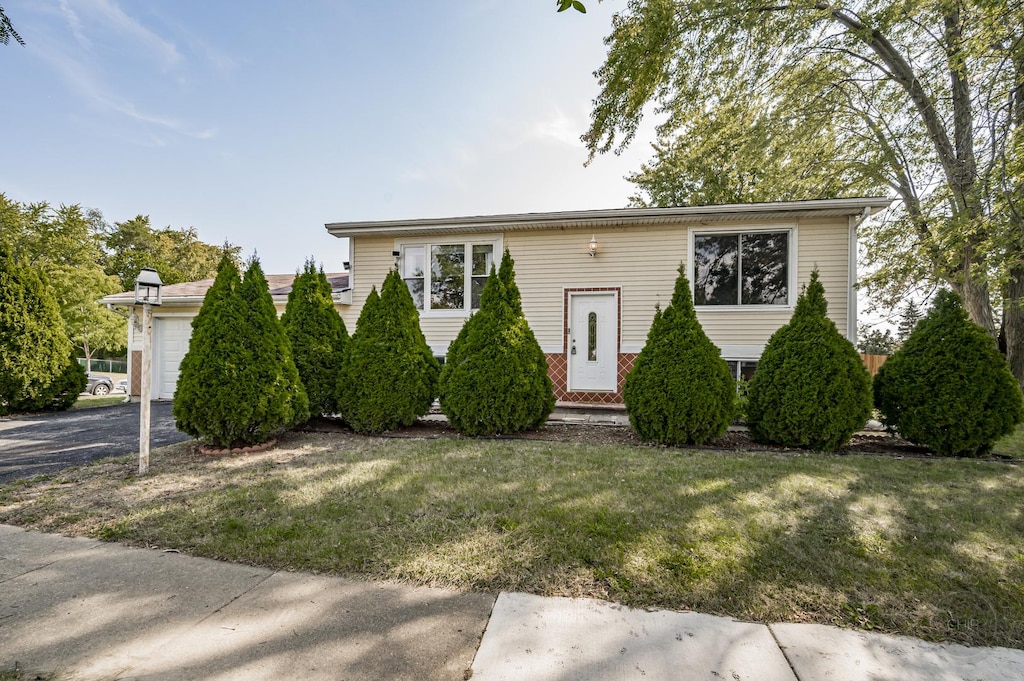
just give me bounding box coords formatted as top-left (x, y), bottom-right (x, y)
top-left (134, 268), bottom-right (163, 475)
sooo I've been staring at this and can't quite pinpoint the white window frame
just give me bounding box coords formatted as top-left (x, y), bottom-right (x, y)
top-left (395, 235), bottom-right (503, 317)
top-left (688, 224), bottom-right (797, 310)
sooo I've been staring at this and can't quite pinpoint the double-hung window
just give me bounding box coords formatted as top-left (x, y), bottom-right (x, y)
top-left (400, 240), bottom-right (496, 312)
top-left (693, 230), bottom-right (791, 306)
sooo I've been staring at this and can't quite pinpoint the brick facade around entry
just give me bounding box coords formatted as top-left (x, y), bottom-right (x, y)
top-left (130, 350), bottom-right (141, 397)
top-left (547, 285), bottom-right (634, 405)
top-left (546, 352), bottom-right (638, 405)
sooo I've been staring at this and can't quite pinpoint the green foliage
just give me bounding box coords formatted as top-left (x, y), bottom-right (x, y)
top-left (623, 265), bottom-right (735, 445)
top-left (439, 250), bottom-right (554, 435)
top-left (173, 257), bottom-right (309, 447)
top-left (582, 1), bottom-right (1024, 382)
top-left (746, 271), bottom-right (873, 451)
top-left (281, 259), bottom-right (349, 417)
top-left (556, 0), bottom-right (586, 14)
top-left (874, 290), bottom-right (1024, 457)
top-left (896, 300), bottom-right (922, 344)
top-left (337, 270), bottom-right (439, 434)
top-left (857, 326), bottom-right (898, 355)
top-left (7, 352), bottom-right (87, 413)
top-left (1, 5), bottom-right (24, 46)
top-left (101, 214), bottom-right (241, 291)
top-left (0, 241), bottom-right (71, 415)
top-left (0, 196), bottom-right (126, 359)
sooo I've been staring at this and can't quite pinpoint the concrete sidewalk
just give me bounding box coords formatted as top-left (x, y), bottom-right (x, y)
top-left (2, 525), bottom-right (1021, 680)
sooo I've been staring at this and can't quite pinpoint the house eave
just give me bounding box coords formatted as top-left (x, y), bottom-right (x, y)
top-left (324, 197), bottom-right (894, 238)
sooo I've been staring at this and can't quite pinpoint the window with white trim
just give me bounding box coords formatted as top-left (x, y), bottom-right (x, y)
top-left (693, 231), bottom-right (790, 306)
top-left (400, 240), bottom-right (495, 312)
top-left (726, 360), bottom-right (758, 382)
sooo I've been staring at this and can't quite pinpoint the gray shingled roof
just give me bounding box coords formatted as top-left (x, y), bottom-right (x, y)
top-left (102, 273), bottom-right (349, 306)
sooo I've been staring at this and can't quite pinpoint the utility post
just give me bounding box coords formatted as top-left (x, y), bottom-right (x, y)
top-left (134, 268), bottom-right (163, 475)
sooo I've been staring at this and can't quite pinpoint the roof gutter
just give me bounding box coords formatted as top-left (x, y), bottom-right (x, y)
top-left (325, 197), bottom-right (893, 238)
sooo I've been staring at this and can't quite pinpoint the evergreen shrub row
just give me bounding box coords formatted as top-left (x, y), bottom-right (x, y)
top-left (1, 241), bottom-right (80, 415)
top-left (438, 249), bottom-right (554, 435)
top-left (623, 266), bottom-right (735, 445)
top-left (336, 269), bottom-right (439, 434)
top-left (874, 290), bottom-right (1023, 456)
top-left (174, 256), bottom-right (309, 447)
top-left (281, 260), bottom-right (349, 417)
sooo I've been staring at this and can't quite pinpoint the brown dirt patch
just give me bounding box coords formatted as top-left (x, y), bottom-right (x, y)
top-left (299, 416), bottom-right (986, 460)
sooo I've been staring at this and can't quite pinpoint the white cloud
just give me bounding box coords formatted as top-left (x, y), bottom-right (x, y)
top-left (29, 1), bottom-right (219, 144)
top-left (65, 0), bottom-right (181, 68)
top-left (528, 106), bottom-right (586, 148)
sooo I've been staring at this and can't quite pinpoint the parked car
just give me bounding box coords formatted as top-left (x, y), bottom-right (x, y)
top-left (85, 373), bottom-right (114, 396)
top-left (115, 379), bottom-right (128, 393)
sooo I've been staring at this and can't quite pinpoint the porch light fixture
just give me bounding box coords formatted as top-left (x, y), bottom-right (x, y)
top-left (134, 267), bottom-right (162, 476)
top-left (589, 235), bottom-right (598, 257)
top-left (134, 268), bottom-right (163, 306)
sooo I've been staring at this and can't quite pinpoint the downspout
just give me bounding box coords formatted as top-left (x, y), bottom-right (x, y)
top-left (848, 207), bottom-right (871, 344)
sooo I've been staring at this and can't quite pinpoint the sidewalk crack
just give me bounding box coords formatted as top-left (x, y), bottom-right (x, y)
top-left (767, 624), bottom-right (802, 681)
top-left (193, 569), bottom-right (278, 626)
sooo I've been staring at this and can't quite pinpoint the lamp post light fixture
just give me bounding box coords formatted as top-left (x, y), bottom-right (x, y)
top-left (134, 268), bottom-right (163, 475)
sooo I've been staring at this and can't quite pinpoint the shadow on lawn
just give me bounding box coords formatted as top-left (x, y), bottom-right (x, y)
top-left (40, 433), bottom-right (1024, 649)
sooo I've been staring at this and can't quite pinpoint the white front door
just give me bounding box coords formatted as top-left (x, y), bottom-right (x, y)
top-left (568, 293), bottom-right (617, 391)
top-left (153, 317), bottom-right (193, 400)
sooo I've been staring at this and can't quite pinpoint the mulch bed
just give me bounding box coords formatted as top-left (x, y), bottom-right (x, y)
top-left (300, 416), bottom-right (1016, 461)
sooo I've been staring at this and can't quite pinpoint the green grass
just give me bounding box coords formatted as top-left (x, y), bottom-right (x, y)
top-left (1, 432), bottom-right (1022, 649)
top-left (69, 395), bottom-right (128, 410)
top-left (994, 423), bottom-right (1024, 458)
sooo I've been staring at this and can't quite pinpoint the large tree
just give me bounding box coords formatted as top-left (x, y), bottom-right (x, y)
top-left (582, 1), bottom-right (1024, 383)
top-left (102, 215), bottom-right (240, 291)
top-left (0, 242), bottom-right (70, 415)
top-left (0, 195), bottom-right (125, 363)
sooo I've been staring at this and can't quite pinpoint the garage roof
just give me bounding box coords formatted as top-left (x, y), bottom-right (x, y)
top-left (101, 272), bottom-right (350, 307)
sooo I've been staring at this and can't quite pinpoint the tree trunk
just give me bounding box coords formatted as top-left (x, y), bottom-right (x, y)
top-left (1005, 262), bottom-right (1024, 388)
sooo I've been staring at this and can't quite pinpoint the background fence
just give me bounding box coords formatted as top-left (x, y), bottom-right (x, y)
top-left (77, 358), bottom-right (129, 374)
top-left (860, 354), bottom-right (888, 376)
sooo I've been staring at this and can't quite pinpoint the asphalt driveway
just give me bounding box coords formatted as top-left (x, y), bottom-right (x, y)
top-left (0, 402), bottom-right (190, 484)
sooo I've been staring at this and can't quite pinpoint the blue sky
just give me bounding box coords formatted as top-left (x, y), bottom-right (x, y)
top-left (2, 0), bottom-right (655, 276)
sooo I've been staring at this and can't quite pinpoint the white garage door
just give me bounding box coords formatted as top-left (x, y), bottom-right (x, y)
top-left (155, 317), bottom-right (194, 400)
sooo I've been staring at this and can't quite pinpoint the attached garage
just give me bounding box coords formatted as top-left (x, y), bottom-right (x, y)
top-left (104, 273), bottom-right (350, 400)
top-left (153, 317), bottom-right (193, 400)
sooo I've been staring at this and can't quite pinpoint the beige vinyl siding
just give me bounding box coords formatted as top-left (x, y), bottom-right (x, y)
top-left (693, 218), bottom-right (851, 350)
top-left (342, 235), bottom-right (395, 332)
top-left (505, 227), bottom-right (684, 349)
top-left (345, 235), bottom-right (471, 352)
top-left (795, 217), bottom-right (850, 337)
top-left (346, 216), bottom-right (852, 357)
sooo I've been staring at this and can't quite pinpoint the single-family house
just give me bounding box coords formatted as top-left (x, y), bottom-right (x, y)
top-left (103, 197), bottom-right (890, 406)
top-left (325, 198), bottom-right (890, 406)
top-left (102, 273), bottom-right (350, 399)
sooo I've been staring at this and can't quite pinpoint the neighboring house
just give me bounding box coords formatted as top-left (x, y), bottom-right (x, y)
top-left (102, 273), bottom-right (350, 399)
top-left (325, 198), bottom-right (891, 406)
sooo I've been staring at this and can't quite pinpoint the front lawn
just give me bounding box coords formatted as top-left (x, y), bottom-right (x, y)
top-left (0, 430), bottom-right (1021, 649)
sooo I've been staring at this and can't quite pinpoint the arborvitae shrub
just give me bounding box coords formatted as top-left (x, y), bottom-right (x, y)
top-left (8, 352), bottom-right (87, 412)
top-left (0, 241), bottom-right (70, 415)
top-left (439, 250), bottom-right (554, 435)
top-left (281, 259), bottom-right (349, 417)
top-left (623, 265), bottom-right (735, 445)
top-left (337, 269), bottom-right (439, 433)
top-left (874, 290), bottom-right (1023, 456)
top-left (174, 256), bottom-right (309, 447)
top-left (746, 270), bottom-right (872, 451)
top-left (43, 354), bottom-right (88, 411)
